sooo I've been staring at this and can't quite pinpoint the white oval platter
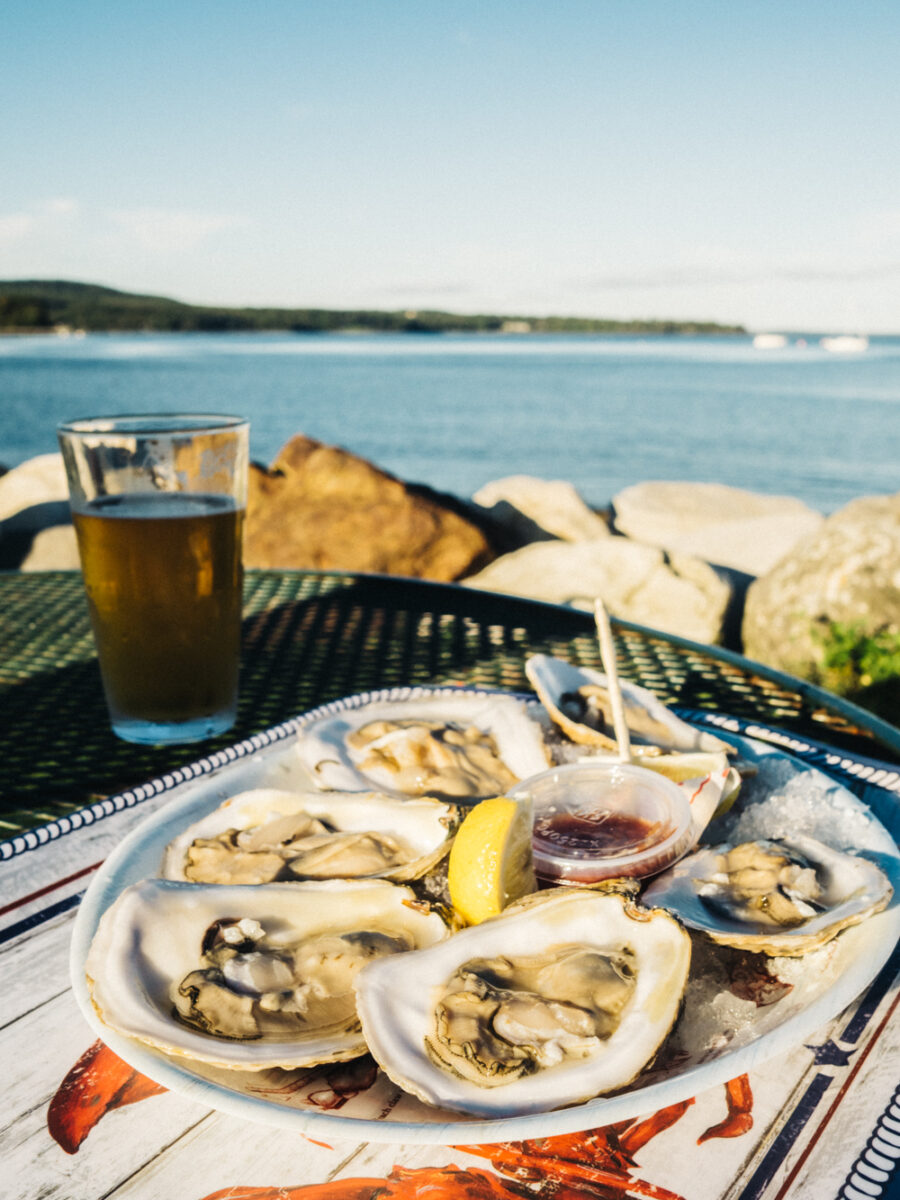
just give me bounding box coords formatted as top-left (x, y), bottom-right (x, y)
top-left (70, 686), bottom-right (900, 1146)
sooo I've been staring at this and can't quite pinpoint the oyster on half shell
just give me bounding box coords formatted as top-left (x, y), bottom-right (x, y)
top-left (643, 834), bottom-right (893, 956)
top-left (161, 788), bottom-right (459, 884)
top-left (85, 878), bottom-right (450, 1070)
top-left (355, 889), bottom-right (691, 1116)
top-left (526, 654), bottom-right (734, 755)
top-left (295, 692), bottom-right (551, 803)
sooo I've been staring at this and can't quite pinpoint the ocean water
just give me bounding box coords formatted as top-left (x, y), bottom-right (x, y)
top-left (1, 331), bottom-right (898, 513)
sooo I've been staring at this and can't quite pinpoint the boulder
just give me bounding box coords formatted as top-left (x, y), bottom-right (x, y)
top-left (244, 435), bottom-right (495, 580)
top-left (0, 453), bottom-right (69, 520)
top-left (472, 476), bottom-right (611, 543)
top-left (462, 537), bottom-right (733, 644)
top-left (612, 482), bottom-right (823, 576)
top-left (0, 453), bottom-right (74, 569)
top-left (21, 524), bottom-right (81, 571)
top-left (743, 492), bottom-right (900, 679)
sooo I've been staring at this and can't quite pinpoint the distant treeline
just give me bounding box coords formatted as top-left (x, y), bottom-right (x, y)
top-left (0, 280), bottom-right (745, 336)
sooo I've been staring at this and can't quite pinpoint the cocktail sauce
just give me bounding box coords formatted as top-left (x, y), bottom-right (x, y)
top-left (533, 809), bottom-right (663, 856)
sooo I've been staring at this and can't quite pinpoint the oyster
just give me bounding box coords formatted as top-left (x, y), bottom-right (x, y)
top-left (355, 889), bottom-right (691, 1116)
top-left (161, 788), bottom-right (458, 884)
top-left (526, 654), bottom-right (733, 755)
top-left (643, 834), bottom-right (893, 956)
top-left (85, 878), bottom-right (449, 1070)
top-left (296, 692), bottom-right (551, 803)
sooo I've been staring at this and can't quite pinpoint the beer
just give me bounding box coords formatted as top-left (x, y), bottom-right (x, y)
top-left (59, 413), bottom-right (249, 744)
top-left (72, 493), bottom-right (244, 740)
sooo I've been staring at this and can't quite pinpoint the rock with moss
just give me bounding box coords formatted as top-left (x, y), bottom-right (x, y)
top-left (742, 493), bottom-right (900, 707)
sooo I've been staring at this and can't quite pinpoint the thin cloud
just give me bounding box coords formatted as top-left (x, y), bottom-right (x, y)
top-left (376, 282), bottom-right (478, 299)
top-left (0, 213), bottom-right (34, 245)
top-left (859, 209), bottom-right (900, 246)
top-left (43, 197), bottom-right (79, 216)
top-left (573, 262), bottom-right (900, 290)
top-left (1, 198), bottom-right (77, 240)
top-left (109, 208), bottom-right (249, 253)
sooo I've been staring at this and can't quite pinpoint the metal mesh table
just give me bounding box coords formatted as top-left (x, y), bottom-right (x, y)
top-left (2, 568), bottom-right (898, 840)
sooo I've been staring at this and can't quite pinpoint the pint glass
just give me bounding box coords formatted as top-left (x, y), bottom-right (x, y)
top-left (58, 414), bottom-right (249, 745)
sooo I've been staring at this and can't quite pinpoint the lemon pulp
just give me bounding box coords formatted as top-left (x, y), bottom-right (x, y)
top-left (447, 796), bottom-right (535, 925)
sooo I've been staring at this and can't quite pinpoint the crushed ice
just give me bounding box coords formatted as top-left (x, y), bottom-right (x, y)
top-left (707, 759), bottom-right (886, 854)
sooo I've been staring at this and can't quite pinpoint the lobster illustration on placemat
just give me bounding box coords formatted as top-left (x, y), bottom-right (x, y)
top-left (48, 1040), bottom-right (753, 1199)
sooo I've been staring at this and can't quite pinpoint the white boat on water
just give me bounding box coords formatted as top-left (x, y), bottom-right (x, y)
top-left (820, 334), bottom-right (869, 354)
top-left (752, 333), bottom-right (788, 350)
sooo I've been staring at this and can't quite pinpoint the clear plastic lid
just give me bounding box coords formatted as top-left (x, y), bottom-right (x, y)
top-left (509, 761), bottom-right (693, 884)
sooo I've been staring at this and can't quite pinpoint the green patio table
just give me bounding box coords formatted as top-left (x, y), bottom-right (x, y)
top-left (2, 567), bottom-right (898, 839)
top-left (2, 568), bottom-right (899, 1200)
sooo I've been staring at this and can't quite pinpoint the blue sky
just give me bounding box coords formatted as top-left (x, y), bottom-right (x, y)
top-left (3, 1), bottom-right (900, 330)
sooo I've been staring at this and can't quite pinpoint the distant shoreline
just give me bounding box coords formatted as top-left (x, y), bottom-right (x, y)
top-left (0, 325), bottom-right (749, 338)
top-left (0, 279), bottom-right (746, 337)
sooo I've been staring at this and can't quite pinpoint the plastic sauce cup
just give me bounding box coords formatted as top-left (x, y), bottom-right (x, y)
top-left (509, 761), bottom-right (693, 886)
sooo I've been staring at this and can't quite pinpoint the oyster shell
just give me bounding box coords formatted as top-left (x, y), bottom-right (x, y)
top-left (526, 654), bottom-right (733, 755)
top-left (296, 692), bottom-right (551, 803)
top-left (643, 834), bottom-right (893, 956)
top-left (161, 788), bottom-right (458, 884)
top-left (355, 889), bottom-right (691, 1116)
top-left (85, 878), bottom-right (450, 1070)
top-left (632, 751), bottom-right (741, 801)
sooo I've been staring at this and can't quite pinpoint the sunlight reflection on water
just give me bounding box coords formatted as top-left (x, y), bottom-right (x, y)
top-left (3, 333), bottom-right (898, 512)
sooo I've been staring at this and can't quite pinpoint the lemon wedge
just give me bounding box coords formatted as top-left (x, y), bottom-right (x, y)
top-left (447, 796), bottom-right (536, 925)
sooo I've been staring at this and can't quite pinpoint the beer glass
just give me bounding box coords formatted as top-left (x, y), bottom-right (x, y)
top-left (58, 414), bottom-right (249, 745)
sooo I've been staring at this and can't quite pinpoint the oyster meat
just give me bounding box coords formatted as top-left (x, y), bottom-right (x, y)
top-left (526, 654), bottom-right (733, 755)
top-left (161, 788), bottom-right (458, 884)
top-left (643, 834), bottom-right (893, 956)
top-left (355, 889), bottom-right (691, 1116)
top-left (346, 719), bottom-right (520, 798)
top-left (296, 692), bottom-right (550, 802)
top-left (428, 945), bottom-right (637, 1086)
top-left (85, 878), bottom-right (450, 1069)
